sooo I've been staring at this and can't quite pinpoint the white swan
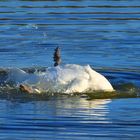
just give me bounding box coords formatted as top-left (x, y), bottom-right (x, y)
top-left (7, 64), bottom-right (114, 93)
top-left (7, 47), bottom-right (114, 93)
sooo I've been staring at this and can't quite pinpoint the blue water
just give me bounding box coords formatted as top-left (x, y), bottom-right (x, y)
top-left (0, 98), bottom-right (140, 140)
top-left (0, 0), bottom-right (140, 139)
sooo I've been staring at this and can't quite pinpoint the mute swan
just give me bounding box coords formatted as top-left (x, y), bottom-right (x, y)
top-left (8, 47), bottom-right (114, 93)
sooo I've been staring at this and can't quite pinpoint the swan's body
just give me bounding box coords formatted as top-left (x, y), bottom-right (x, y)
top-left (7, 48), bottom-right (114, 93)
top-left (7, 64), bottom-right (114, 93)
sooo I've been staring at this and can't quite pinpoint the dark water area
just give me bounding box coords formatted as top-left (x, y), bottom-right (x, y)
top-left (0, 0), bottom-right (140, 139)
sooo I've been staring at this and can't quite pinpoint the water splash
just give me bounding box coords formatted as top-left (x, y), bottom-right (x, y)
top-left (0, 65), bottom-right (139, 100)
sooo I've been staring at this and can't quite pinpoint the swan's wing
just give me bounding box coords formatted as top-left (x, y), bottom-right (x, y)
top-left (7, 68), bottom-right (28, 83)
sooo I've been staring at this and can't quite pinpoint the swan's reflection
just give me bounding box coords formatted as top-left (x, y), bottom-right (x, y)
top-left (14, 97), bottom-right (111, 123)
top-left (3, 96), bottom-right (111, 119)
top-left (0, 97), bottom-right (112, 139)
top-left (50, 97), bottom-right (111, 121)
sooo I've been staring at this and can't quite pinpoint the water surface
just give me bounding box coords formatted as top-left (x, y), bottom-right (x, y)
top-left (0, 0), bottom-right (140, 139)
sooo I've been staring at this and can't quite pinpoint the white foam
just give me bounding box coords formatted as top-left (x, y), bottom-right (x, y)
top-left (7, 64), bottom-right (114, 93)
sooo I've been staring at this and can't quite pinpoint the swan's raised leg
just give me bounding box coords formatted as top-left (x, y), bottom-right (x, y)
top-left (53, 47), bottom-right (61, 66)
